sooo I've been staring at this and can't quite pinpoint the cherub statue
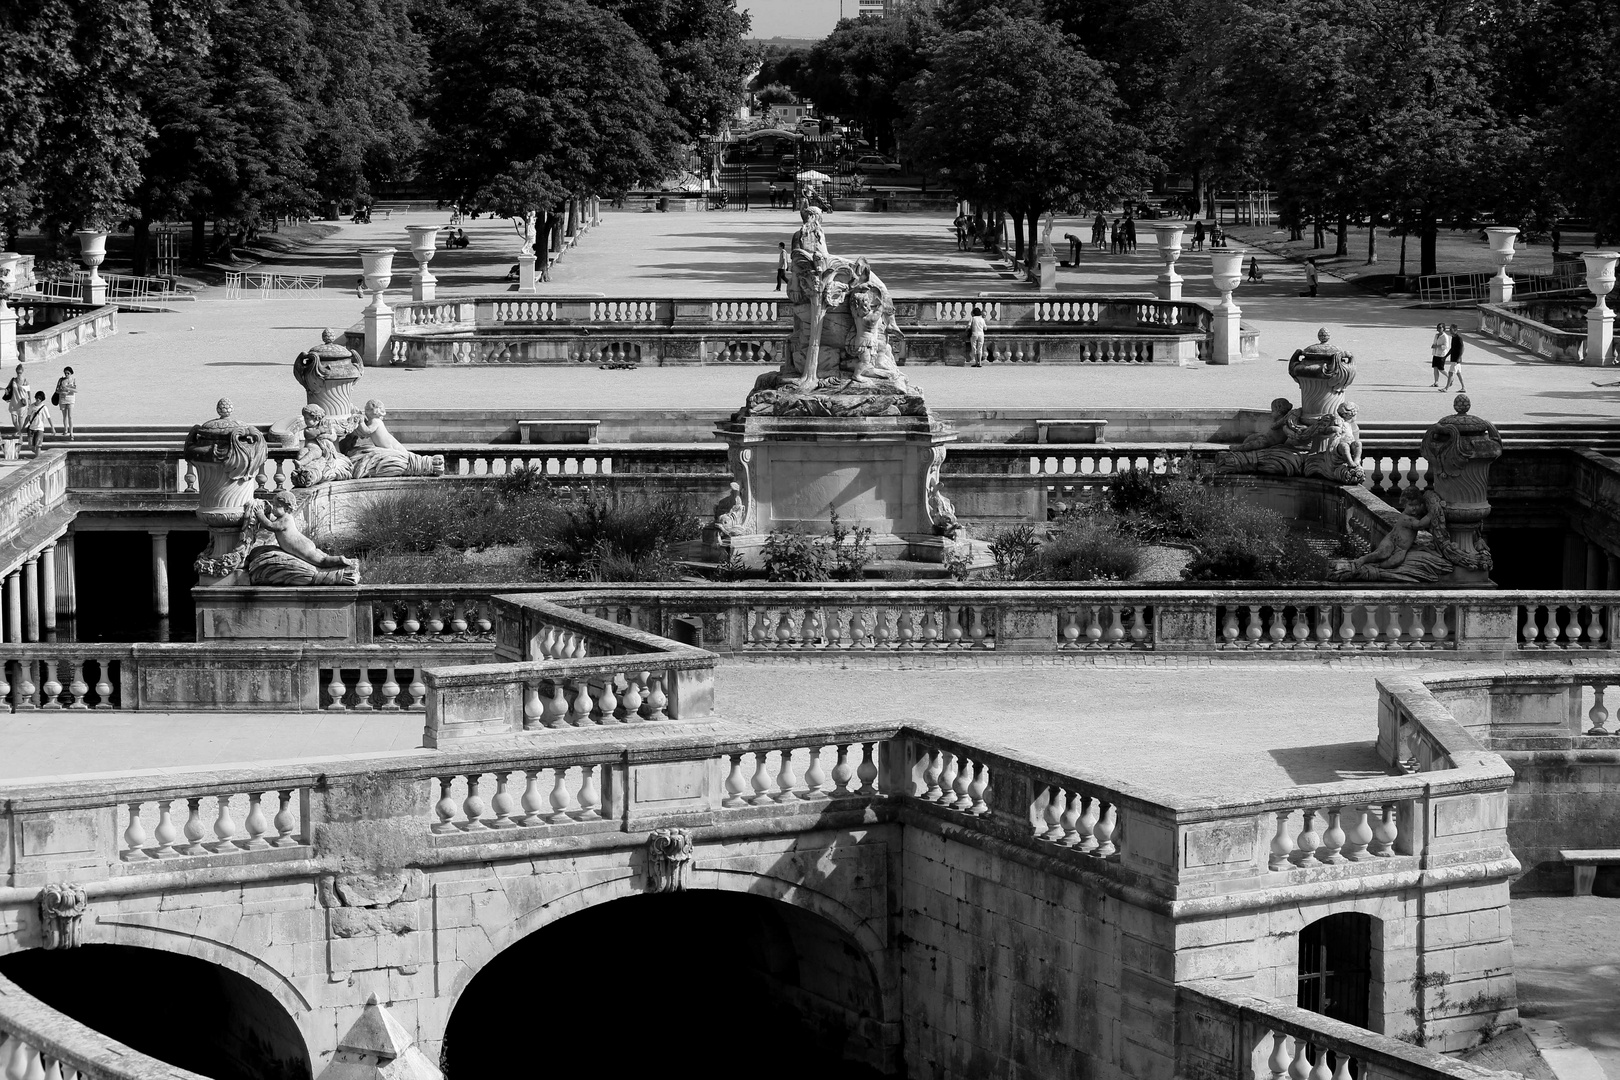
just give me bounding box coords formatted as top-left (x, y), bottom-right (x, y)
top-left (1237, 398), bottom-right (1295, 451)
top-left (292, 403), bottom-right (356, 486)
top-left (711, 481), bottom-right (749, 537)
top-left (244, 492), bottom-right (360, 586)
top-left (845, 260), bottom-right (914, 394)
top-left (347, 399), bottom-right (446, 480)
top-left (1352, 487), bottom-right (1430, 571)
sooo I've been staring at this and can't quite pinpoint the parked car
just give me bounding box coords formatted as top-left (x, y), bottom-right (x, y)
top-left (853, 155), bottom-right (902, 174)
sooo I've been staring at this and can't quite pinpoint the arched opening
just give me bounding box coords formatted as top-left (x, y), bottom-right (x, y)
top-left (0, 944), bottom-right (310, 1080)
top-left (1298, 912), bottom-right (1373, 1028)
top-left (445, 890), bottom-right (894, 1078)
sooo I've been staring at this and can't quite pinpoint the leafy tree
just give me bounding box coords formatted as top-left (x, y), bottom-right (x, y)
top-left (903, 12), bottom-right (1149, 261)
top-left (422, 0), bottom-right (682, 236)
top-left (754, 83), bottom-right (796, 108)
top-left (598, 0), bottom-right (757, 138)
top-left (795, 9), bottom-right (938, 153)
top-left (751, 44), bottom-right (808, 92)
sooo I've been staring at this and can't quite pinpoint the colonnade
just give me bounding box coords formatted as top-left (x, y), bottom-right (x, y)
top-left (1565, 531), bottom-right (1620, 590)
top-left (0, 537), bottom-right (74, 642)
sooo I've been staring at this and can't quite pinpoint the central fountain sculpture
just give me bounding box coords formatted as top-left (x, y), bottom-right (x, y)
top-left (706, 208), bottom-right (962, 566)
top-left (1216, 327), bottom-right (1364, 484)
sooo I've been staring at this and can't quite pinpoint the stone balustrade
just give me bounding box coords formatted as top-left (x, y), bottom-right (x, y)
top-left (119, 785), bottom-right (307, 862)
top-left (369, 592), bottom-right (496, 641)
top-left (0, 972), bottom-right (208, 1080)
top-left (1177, 979), bottom-right (1517, 1080)
top-left (0, 648), bottom-right (124, 710)
top-left (1477, 301), bottom-right (1586, 364)
top-left (10, 301), bottom-right (117, 364)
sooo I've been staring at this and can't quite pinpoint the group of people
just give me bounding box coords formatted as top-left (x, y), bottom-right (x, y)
top-left (1090, 213), bottom-right (1138, 254)
top-left (951, 213), bottom-right (994, 251)
top-left (1429, 323), bottom-right (1468, 392)
top-left (1190, 220), bottom-right (1229, 250)
top-left (2, 365), bottom-right (75, 455)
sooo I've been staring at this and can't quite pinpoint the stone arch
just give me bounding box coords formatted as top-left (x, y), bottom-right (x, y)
top-left (89, 917), bottom-right (314, 1019)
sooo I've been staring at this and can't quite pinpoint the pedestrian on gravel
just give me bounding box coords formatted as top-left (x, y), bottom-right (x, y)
top-left (53, 367), bottom-right (75, 440)
top-left (1192, 220), bottom-right (1205, 251)
top-left (1430, 323), bottom-right (1451, 387)
top-left (1124, 214), bottom-right (1138, 252)
top-left (1246, 255), bottom-right (1265, 283)
top-left (1301, 259), bottom-right (1319, 297)
top-left (967, 306), bottom-right (987, 367)
top-left (1443, 324), bottom-right (1467, 392)
top-left (4, 365), bottom-right (30, 437)
top-left (774, 242), bottom-right (789, 291)
top-left (1092, 213), bottom-right (1106, 248)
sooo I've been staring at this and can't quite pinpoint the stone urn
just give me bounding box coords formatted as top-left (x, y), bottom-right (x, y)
top-left (1208, 249), bottom-right (1245, 365)
top-left (359, 247), bottom-right (396, 315)
top-left (74, 230), bottom-right (108, 304)
top-left (406, 226), bottom-right (440, 302)
top-left (1287, 328), bottom-right (1356, 423)
top-left (1583, 250), bottom-right (1618, 366)
top-left (1210, 249), bottom-right (1244, 304)
top-left (1419, 394), bottom-right (1502, 584)
top-left (0, 252), bottom-right (22, 296)
top-left (182, 398), bottom-right (270, 567)
top-left (1486, 227), bottom-right (1517, 303)
top-left (1150, 223), bottom-right (1186, 302)
top-left (294, 328), bottom-right (365, 417)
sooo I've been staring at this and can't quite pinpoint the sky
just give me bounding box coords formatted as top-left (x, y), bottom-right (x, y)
top-left (739, 0), bottom-right (841, 40)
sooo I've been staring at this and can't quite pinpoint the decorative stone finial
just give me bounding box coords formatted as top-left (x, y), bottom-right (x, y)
top-left (1316, 327), bottom-right (1330, 342)
top-left (216, 397), bottom-right (234, 418)
top-left (317, 994), bottom-right (442, 1080)
top-left (1453, 393), bottom-right (1471, 415)
top-left (38, 882), bottom-right (88, 950)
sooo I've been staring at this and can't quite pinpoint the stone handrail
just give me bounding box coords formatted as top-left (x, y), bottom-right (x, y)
top-left (13, 302), bottom-right (118, 364)
top-left (1177, 980), bottom-right (1521, 1080)
top-left (0, 452), bottom-right (68, 541)
top-left (1477, 302), bottom-right (1584, 364)
top-left (0, 972), bottom-right (209, 1080)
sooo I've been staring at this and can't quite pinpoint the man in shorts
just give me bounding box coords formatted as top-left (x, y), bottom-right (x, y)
top-left (1443, 323), bottom-right (1467, 392)
top-left (1430, 323), bottom-right (1450, 387)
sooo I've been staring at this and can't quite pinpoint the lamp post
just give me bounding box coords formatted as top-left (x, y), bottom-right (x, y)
top-left (405, 226), bottom-right (440, 302)
top-left (359, 247), bottom-right (396, 366)
top-left (1151, 223), bottom-right (1187, 302)
top-left (1485, 227), bottom-right (1518, 304)
top-left (1583, 250), bottom-right (1618, 367)
top-left (1209, 249), bottom-right (1246, 365)
top-left (74, 230), bottom-right (108, 305)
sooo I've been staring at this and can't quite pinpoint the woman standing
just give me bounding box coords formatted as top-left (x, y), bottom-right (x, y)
top-left (967, 306), bottom-right (987, 368)
top-left (53, 367), bottom-right (75, 440)
top-left (4, 365), bottom-right (30, 438)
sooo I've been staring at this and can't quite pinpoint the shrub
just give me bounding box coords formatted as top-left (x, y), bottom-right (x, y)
top-left (528, 490), bottom-right (698, 582)
top-left (1035, 511), bottom-right (1143, 581)
top-left (761, 527), bottom-right (828, 582)
top-left (826, 511), bottom-right (874, 582)
top-left (988, 523), bottom-right (1042, 581)
top-left (348, 488), bottom-right (499, 555)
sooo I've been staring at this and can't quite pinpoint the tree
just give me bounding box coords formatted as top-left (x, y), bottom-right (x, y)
top-left (595, 0), bottom-right (756, 138)
top-left (903, 12), bottom-right (1150, 261)
top-left (795, 9), bottom-right (938, 153)
top-left (422, 0), bottom-right (682, 240)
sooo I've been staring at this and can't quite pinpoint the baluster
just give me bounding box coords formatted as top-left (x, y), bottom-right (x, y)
top-left (547, 768), bottom-right (573, 823)
top-left (122, 802), bottom-right (149, 861)
top-left (482, 772), bottom-right (514, 829)
top-left (1343, 805), bottom-right (1374, 862)
top-left (1085, 606), bottom-right (1103, 646)
top-left (1382, 605), bottom-right (1402, 649)
top-left (371, 663), bottom-right (398, 710)
top-left (922, 749), bottom-right (943, 800)
top-left (723, 754), bottom-right (749, 807)
top-left (950, 755), bottom-right (973, 809)
top-left (1407, 605), bottom-right (1427, 649)
top-left (920, 610), bottom-right (940, 645)
top-left (1331, 1052), bottom-right (1353, 1080)
top-left (14, 661), bottom-right (35, 710)
top-left (1091, 802), bottom-right (1117, 857)
top-left (873, 609), bottom-right (893, 648)
top-left (937, 752), bottom-right (959, 803)
top-left (39, 660), bottom-right (61, 709)
top-left (1265, 607), bottom-right (1286, 646)
top-left (1293, 809), bottom-right (1321, 867)
top-left (1244, 606), bottom-right (1263, 646)
top-left (152, 799), bottom-right (179, 857)
top-left (1319, 808), bottom-right (1347, 864)
top-left (597, 675), bottom-right (620, 722)
top-left (1289, 1040), bottom-right (1312, 1080)
top-left (1590, 684), bottom-right (1611, 734)
top-left (1339, 605), bottom-right (1360, 647)
top-left (898, 611), bottom-right (917, 647)
top-left (1038, 784), bottom-right (1064, 840)
top-left (242, 792), bottom-right (270, 850)
top-left (569, 678), bottom-right (595, 726)
top-left (621, 672), bottom-right (645, 722)
top-left (1291, 608), bottom-right (1310, 645)
top-left (804, 746), bottom-right (827, 796)
top-left (944, 606), bottom-right (964, 647)
top-left (1555, 605), bottom-right (1573, 647)
top-left (774, 749), bottom-right (799, 802)
top-left (1267, 1032), bottom-right (1291, 1080)
top-left (750, 752), bottom-right (774, 805)
top-left (70, 659), bottom-right (93, 709)
top-left (407, 669), bottom-right (427, 710)
top-left (352, 666), bottom-right (374, 710)
top-left (1431, 605), bottom-right (1450, 645)
top-left (0, 662), bottom-right (9, 711)
top-left (1315, 606), bottom-right (1336, 645)
top-left (207, 794), bottom-right (239, 852)
top-left (1104, 607), bottom-right (1125, 645)
top-left (325, 667), bottom-right (347, 710)
top-left (1063, 612), bottom-right (1083, 647)
top-left (181, 797), bottom-right (208, 855)
top-left (1221, 608), bottom-right (1239, 646)
top-left (830, 744), bottom-right (854, 796)
top-left (1369, 802), bottom-right (1399, 856)
top-left (1591, 605), bottom-right (1608, 646)
top-left (461, 774), bottom-right (488, 830)
top-left (424, 603), bottom-right (445, 636)
top-left (1268, 810), bottom-right (1293, 871)
top-left (519, 771), bottom-right (546, 826)
top-left (1058, 790), bottom-right (1082, 846)
top-left (400, 603), bottom-right (421, 636)
top-left (856, 742), bottom-right (879, 796)
top-left (972, 607), bottom-right (990, 647)
top-left (1309, 1047), bottom-right (1333, 1080)
top-left (645, 674), bottom-right (669, 722)
top-left (968, 762), bottom-right (990, 815)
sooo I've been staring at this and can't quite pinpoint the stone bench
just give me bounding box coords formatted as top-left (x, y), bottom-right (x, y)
top-left (1560, 849), bottom-right (1620, 895)
top-left (518, 419), bottom-right (600, 445)
top-left (1036, 419), bottom-right (1108, 444)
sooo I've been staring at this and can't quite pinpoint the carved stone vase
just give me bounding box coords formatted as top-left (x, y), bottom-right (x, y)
top-left (182, 399), bottom-right (269, 574)
top-left (1419, 394), bottom-right (1502, 584)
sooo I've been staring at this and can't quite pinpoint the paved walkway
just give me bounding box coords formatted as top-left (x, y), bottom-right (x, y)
top-left (1513, 896), bottom-right (1620, 1079)
top-left (27, 210), bottom-right (1620, 430)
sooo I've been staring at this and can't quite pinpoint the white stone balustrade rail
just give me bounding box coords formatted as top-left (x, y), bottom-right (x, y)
top-left (369, 592), bottom-right (496, 641)
top-left (0, 452), bottom-right (69, 578)
top-left (1177, 979), bottom-right (1520, 1080)
top-left (11, 302), bottom-right (118, 364)
top-left (1477, 301), bottom-right (1586, 364)
top-left (0, 972), bottom-right (209, 1080)
top-left (0, 648), bottom-right (126, 710)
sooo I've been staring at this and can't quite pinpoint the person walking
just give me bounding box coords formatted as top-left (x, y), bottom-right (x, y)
top-left (1301, 258), bottom-right (1319, 297)
top-left (1124, 214), bottom-right (1137, 252)
top-left (1092, 212), bottom-right (1106, 248)
top-left (1109, 219), bottom-right (1121, 255)
top-left (1192, 220), bottom-right (1205, 251)
top-left (53, 366), bottom-right (75, 440)
top-left (4, 365), bottom-right (29, 438)
top-left (1443, 323), bottom-right (1467, 392)
top-left (1429, 323), bottom-right (1451, 387)
top-left (23, 391), bottom-right (53, 456)
top-left (967, 306), bottom-right (988, 367)
top-left (1246, 254), bottom-right (1265, 283)
top-left (953, 214), bottom-right (968, 251)
top-left (774, 242), bottom-right (789, 291)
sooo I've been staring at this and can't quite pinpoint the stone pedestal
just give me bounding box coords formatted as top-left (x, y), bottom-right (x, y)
top-left (75, 230), bottom-right (107, 306)
top-left (518, 253), bottom-right (538, 292)
top-left (361, 307), bottom-right (393, 367)
top-left (0, 300), bottom-right (14, 366)
top-left (183, 400), bottom-right (270, 585)
top-left (1211, 301), bottom-right (1242, 365)
top-left (1036, 254), bottom-right (1057, 291)
top-left (709, 415), bottom-right (958, 566)
top-left (412, 276), bottom-right (436, 303)
top-left (1488, 272), bottom-right (1514, 304)
top-left (1587, 303), bottom-right (1614, 367)
top-left (1152, 223), bottom-right (1186, 302)
top-left (1420, 395), bottom-right (1503, 586)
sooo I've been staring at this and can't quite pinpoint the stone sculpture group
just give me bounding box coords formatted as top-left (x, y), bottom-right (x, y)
top-left (1217, 328), bottom-right (1364, 484)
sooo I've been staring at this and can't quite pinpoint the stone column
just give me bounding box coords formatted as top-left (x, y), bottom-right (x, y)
top-left (1583, 251), bottom-right (1617, 367)
top-left (4, 571), bottom-right (18, 642)
top-left (39, 542), bottom-right (55, 632)
top-left (151, 531), bottom-right (170, 617)
top-left (56, 536), bottom-right (74, 618)
top-left (22, 556), bottom-right (38, 642)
